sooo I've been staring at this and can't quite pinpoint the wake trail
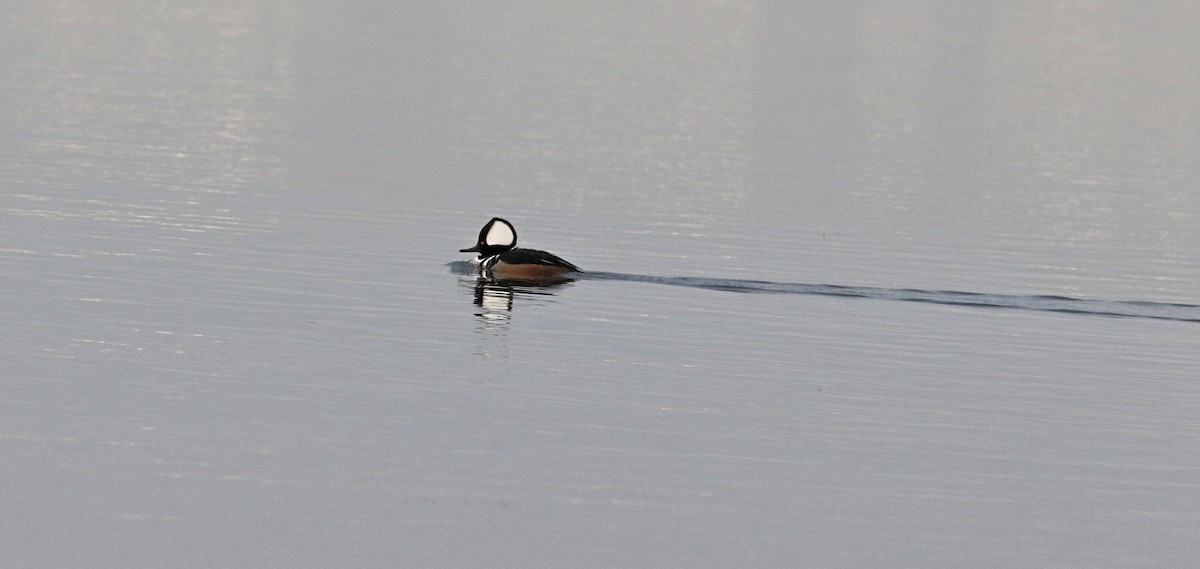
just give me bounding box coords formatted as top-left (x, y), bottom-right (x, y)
top-left (580, 271), bottom-right (1200, 323)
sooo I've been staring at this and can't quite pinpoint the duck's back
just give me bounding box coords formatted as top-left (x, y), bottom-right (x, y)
top-left (497, 248), bottom-right (580, 272)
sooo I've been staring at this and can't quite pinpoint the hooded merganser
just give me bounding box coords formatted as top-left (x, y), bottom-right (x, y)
top-left (460, 217), bottom-right (580, 283)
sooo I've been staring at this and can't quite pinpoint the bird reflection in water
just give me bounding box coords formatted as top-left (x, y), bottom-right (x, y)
top-left (470, 277), bottom-right (574, 324)
top-left (473, 280), bottom-right (515, 323)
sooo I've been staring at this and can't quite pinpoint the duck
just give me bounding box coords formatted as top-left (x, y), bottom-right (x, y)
top-left (460, 217), bottom-right (580, 283)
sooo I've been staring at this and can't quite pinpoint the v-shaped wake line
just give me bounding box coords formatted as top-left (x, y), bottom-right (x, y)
top-left (580, 271), bottom-right (1200, 323)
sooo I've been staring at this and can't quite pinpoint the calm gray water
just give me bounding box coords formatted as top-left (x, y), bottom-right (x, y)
top-left (3, 2), bottom-right (1199, 568)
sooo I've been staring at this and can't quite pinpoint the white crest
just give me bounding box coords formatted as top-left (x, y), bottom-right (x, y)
top-left (484, 219), bottom-right (516, 247)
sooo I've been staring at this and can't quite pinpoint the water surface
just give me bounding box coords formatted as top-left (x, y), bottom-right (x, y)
top-left (3, 2), bottom-right (1198, 568)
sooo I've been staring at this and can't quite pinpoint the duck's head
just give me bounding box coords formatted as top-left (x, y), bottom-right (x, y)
top-left (460, 217), bottom-right (517, 258)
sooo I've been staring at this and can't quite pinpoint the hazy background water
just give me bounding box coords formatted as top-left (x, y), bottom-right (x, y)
top-left (3, 1), bottom-right (1199, 568)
